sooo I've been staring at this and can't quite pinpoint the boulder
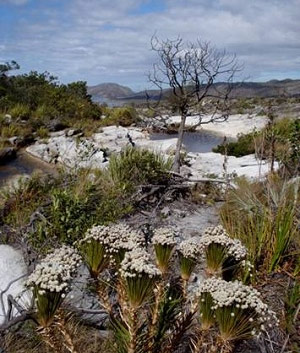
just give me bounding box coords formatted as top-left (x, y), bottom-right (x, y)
top-left (0, 245), bottom-right (27, 325)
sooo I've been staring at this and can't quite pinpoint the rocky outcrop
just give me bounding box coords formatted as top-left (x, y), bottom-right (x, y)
top-left (26, 121), bottom-right (276, 179)
top-left (182, 152), bottom-right (277, 179)
top-left (166, 113), bottom-right (267, 139)
top-left (27, 131), bottom-right (106, 169)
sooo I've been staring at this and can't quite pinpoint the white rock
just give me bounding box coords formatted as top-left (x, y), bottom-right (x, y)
top-left (0, 245), bottom-right (27, 325)
top-left (185, 152), bottom-right (278, 179)
top-left (27, 136), bottom-right (106, 169)
top-left (166, 114), bottom-right (267, 138)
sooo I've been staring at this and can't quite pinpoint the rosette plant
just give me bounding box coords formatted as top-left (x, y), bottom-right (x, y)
top-left (200, 226), bottom-right (248, 280)
top-left (197, 278), bottom-right (278, 344)
top-left (77, 225), bottom-right (110, 278)
top-left (26, 246), bottom-right (81, 327)
top-left (152, 227), bottom-right (177, 274)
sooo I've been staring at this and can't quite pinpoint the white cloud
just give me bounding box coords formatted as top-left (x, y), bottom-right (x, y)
top-left (1, 0), bottom-right (300, 88)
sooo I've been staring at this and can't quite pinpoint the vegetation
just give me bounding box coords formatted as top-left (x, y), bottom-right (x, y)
top-left (220, 176), bottom-right (299, 275)
top-left (0, 62), bottom-right (140, 144)
top-left (2, 223), bottom-right (278, 353)
top-left (214, 117), bottom-right (300, 176)
top-left (0, 147), bottom-right (172, 249)
top-left (149, 36), bottom-right (239, 172)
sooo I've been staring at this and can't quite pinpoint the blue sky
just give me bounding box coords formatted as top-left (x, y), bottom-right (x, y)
top-left (0, 0), bottom-right (300, 90)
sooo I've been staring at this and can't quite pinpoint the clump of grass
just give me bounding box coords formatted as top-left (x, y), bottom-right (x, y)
top-left (220, 176), bottom-right (299, 274)
top-left (108, 146), bottom-right (172, 192)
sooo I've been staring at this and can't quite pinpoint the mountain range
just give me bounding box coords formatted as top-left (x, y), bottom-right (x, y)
top-left (88, 79), bottom-right (300, 102)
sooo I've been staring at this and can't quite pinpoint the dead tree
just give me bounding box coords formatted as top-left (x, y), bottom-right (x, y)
top-left (148, 36), bottom-right (240, 172)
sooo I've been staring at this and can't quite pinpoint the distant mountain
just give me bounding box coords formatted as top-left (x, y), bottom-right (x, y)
top-left (87, 83), bottom-right (134, 100)
top-left (88, 79), bottom-right (300, 103)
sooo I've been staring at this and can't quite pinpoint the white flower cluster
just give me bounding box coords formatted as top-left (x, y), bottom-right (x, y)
top-left (177, 238), bottom-right (200, 260)
top-left (26, 246), bottom-right (81, 295)
top-left (201, 226), bottom-right (247, 261)
top-left (106, 223), bottom-right (145, 254)
top-left (77, 225), bottom-right (110, 246)
top-left (152, 227), bottom-right (177, 246)
top-left (120, 247), bottom-right (161, 279)
top-left (79, 223), bottom-right (144, 255)
top-left (204, 225), bottom-right (227, 237)
top-left (197, 278), bottom-right (278, 330)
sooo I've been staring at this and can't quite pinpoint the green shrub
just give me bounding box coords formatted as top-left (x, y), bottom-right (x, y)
top-left (213, 132), bottom-right (256, 157)
top-left (36, 127), bottom-right (49, 139)
top-left (102, 107), bottom-right (140, 127)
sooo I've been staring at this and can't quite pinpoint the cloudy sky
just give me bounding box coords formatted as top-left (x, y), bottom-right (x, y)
top-left (0, 0), bottom-right (299, 90)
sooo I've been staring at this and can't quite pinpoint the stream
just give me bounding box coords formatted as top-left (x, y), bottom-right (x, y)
top-left (0, 150), bottom-right (56, 187)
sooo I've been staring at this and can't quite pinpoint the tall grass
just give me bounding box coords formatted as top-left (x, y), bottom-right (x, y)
top-left (108, 146), bottom-right (173, 192)
top-left (220, 176), bottom-right (299, 274)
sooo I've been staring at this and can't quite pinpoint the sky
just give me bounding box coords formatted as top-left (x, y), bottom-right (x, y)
top-left (0, 0), bottom-right (300, 91)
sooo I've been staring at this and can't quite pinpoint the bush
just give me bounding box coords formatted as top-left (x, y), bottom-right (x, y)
top-left (102, 107), bottom-right (140, 127)
top-left (24, 224), bottom-right (277, 353)
top-left (213, 132), bottom-right (256, 157)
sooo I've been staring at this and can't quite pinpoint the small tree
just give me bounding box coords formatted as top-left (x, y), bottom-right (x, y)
top-left (148, 36), bottom-right (240, 172)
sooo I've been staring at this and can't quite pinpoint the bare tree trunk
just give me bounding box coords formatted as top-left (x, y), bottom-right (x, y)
top-left (173, 114), bottom-right (186, 173)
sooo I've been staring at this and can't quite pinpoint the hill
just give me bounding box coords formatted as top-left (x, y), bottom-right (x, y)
top-left (88, 79), bottom-right (300, 102)
top-left (87, 83), bottom-right (134, 100)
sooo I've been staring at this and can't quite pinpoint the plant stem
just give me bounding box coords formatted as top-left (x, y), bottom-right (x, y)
top-left (128, 308), bottom-right (138, 353)
top-left (55, 312), bottom-right (78, 353)
top-left (148, 281), bottom-right (164, 352)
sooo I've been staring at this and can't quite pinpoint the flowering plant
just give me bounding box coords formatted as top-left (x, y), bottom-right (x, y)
top-left (152, 227), bottom-right (177, 273)
top-left (177, 238), bottom-right (200, 281)
top-left (27, 246), bottom-right (81, 327)
top-left (200, 225), bottom-right (248, 279)
top-left (197, 278), bottom-right (278, 341)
